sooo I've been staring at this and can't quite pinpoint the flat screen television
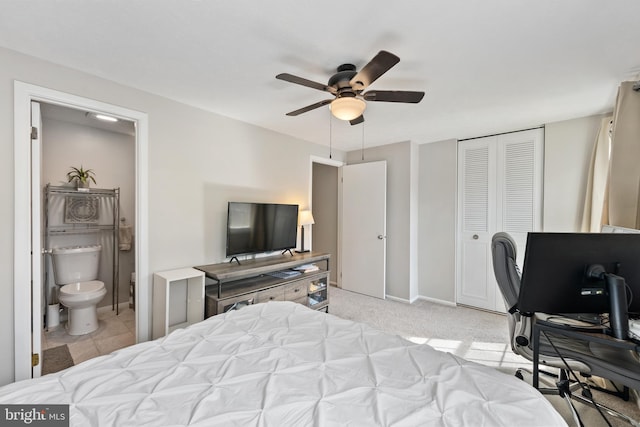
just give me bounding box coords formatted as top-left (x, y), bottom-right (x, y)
top-left (226, 202), bottom-right (299, 258)
top-left (519, 232), bottom-right (640, 317)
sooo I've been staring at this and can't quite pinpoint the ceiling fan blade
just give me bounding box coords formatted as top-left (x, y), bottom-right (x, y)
top-left (276, 73), bottom-right (337, 94)
top-left (349, 50), bottom-right (400, 90)
top-left (349, 115), bottom-right (364, 126)
top-left (285, 99), bottom-right (333, 116)
top-left (363, 90), bottom-right (425, 103)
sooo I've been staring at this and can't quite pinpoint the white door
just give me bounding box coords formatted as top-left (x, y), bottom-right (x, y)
top-left (496, 130), bottom-right (544, 270)
top-left (341, 161), bottom-right (387, 299)
top-left (31, 101), bottom-right (43, 377)
top-left (457, 138), bottom-right (497, 311)
top-left (457, 129), bottom-right (543, 312)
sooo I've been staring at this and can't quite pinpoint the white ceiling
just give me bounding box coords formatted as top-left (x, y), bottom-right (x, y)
top-left (2, 1), bottom-right (639, 151)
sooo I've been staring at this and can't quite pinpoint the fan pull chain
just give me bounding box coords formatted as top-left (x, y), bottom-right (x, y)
top-left (361, 121), bottom-right (365, 161)
top-left (329, 110), bottom-right (333, 159)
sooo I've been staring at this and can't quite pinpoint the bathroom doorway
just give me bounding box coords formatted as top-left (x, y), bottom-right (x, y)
top-left (13, 82), bottom-right (150, 381)
top-left (39, 102), bottom-right (136, 375)
top-left (310, 156), bottom-right (343, 287)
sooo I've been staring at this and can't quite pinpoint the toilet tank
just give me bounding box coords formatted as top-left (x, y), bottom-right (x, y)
top-left (51, 245), bottom-right (102, 285)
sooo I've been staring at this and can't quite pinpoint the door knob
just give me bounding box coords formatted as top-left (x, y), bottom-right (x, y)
top-left (378, 235), bottom-right (386, 240)
top-left (473, 234), bottom-right (479, 240)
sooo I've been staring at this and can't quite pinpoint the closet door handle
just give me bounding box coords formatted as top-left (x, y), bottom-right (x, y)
top-left (473, 234), bottom-right (479, 240)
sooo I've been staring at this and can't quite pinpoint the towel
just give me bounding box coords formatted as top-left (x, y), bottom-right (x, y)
top-left (119, 225), bottom-right (133, 251)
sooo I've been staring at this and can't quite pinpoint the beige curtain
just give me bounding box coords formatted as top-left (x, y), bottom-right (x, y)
top-left (609, 81), bottom-right (640, 229)
top-left (581, 116), bottom-right (612, 232)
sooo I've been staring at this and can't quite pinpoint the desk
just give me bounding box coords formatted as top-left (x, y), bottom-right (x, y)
top-left (532, 319), bottom-right (640, 391)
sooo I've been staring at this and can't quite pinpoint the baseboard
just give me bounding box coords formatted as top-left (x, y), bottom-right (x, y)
top-left (385, 295), bottom-right (412, 304)
top-left (415, 295), bottom-right (457, 308)
top-left (382, 294), bottom-right (458, 307)
top-left (333, 287), bottom-right (456, 308)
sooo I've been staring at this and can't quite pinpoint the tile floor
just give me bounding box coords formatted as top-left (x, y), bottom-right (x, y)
top-left (42, 304), bottom-right (136, 367)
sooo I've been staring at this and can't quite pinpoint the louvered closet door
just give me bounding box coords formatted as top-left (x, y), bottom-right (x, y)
top-left (457, 138), bottom-right (497, 311)
top-left (496, 129), bottom-right (544, 273)
top-left (456, 128), bottom-right (543, 312)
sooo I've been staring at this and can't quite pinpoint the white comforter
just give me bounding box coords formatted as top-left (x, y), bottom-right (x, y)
top-left (0, 302), bottom-right (566, 426)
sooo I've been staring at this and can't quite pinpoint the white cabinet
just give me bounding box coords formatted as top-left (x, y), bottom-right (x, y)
top-left (456, 128), bottom-right (544, 312)
top-left (152, 268), bottom-right (205, 339)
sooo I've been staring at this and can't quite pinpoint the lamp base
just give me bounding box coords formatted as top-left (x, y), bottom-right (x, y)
top-left (297, 224), bottom-right (311, 254)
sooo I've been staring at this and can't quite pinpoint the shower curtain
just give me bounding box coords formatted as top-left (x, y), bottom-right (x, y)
top-left (608, 81), bottom-right (640, 229)
top-left (581, 116), bottom-right (612, 232)
top-left (582, 81), bottom-right (640, 231)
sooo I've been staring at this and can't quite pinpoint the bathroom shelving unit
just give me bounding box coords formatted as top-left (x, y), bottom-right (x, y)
top-left (44, 184), bottom-right (121, 313)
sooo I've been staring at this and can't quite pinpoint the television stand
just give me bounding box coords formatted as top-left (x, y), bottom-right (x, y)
top-left (194, 251), bottom-right (330, 317)
top-left (228, 256), bottom-right (241, 265)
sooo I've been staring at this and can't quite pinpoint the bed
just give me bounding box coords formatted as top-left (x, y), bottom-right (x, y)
top-left (0, 301), bottom-right (566, 426)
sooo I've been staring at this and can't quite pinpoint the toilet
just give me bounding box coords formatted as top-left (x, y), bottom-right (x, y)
top-left (51, 245), bottom-right (107, 335)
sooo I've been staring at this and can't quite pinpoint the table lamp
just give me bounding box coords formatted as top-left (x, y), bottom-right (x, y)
top-left (296, 210), bottom-right (315, 253)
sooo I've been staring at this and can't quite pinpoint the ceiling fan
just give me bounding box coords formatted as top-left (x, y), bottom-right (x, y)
top-left (276, 50), bottom-right (425, 125)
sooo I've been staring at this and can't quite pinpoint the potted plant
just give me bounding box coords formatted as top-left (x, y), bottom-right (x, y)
top-left (67, 166), bottom-right (97, 190)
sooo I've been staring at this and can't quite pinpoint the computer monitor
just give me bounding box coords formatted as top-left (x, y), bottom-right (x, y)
top-left (518, 232), bottom-right (640, 318)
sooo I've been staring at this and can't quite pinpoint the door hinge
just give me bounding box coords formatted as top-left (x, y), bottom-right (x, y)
top-left (32, 353), bottom-right (40, 367)
top-left (30, 126), bottom-right (38, 140)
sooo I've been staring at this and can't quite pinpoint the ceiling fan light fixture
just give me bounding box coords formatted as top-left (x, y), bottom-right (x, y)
top-left (330, 97), bottom-right (366, 121)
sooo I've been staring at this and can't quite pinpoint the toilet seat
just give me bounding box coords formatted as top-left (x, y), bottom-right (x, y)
top-left (60, 280), bottom-right (105, 302)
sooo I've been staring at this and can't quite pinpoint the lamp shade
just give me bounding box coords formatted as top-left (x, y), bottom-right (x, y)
top-left (298, 210), bottom-right (315, 226)
top-left (330, 97), bottom-right (366, 121)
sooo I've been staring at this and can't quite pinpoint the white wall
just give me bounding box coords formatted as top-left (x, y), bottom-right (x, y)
top-left (0, 47), bottom-right (345, 386)
top-left (418, 139), bottom-right (457, 303)
top-left (346, 141), bottom-right (418, 301)
top-left (543, 114), bottom-right (609, 231)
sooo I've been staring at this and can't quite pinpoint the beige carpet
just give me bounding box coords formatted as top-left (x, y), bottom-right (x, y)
top-left (42, 344), bottom-right (74, 375)
top-left (328, 286), bottom-right (640, 426)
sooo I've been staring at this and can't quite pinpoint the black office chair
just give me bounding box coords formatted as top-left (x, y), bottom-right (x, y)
top-left (491, 232), bottom-right (590, 375)
top-left (491, 232), bottom-right (640, 426)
